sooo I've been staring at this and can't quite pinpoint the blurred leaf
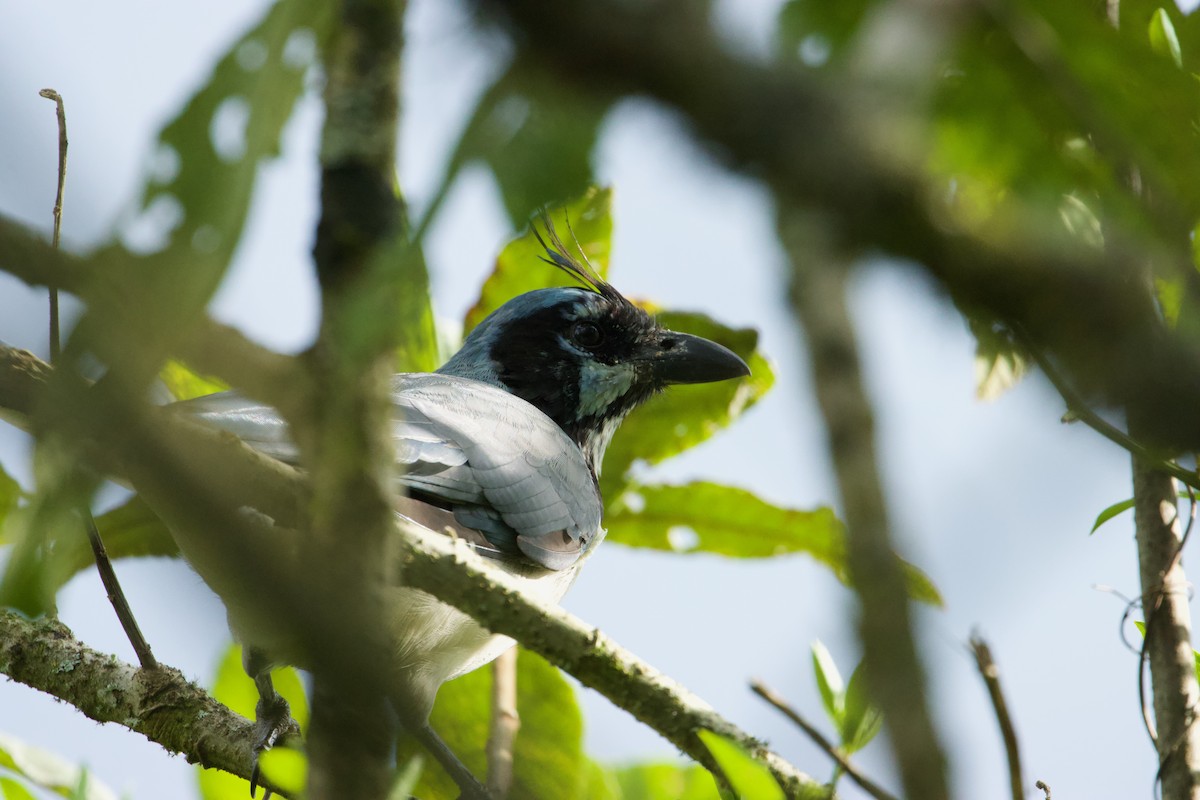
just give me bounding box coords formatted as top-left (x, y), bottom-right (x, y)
top-left (447, 56), bottom-right (612, 227)
top-left (611, 762), bottom-right (720, 800)
top-left (398, 649), bottom-right (589, 799)
top-left (810, 640), bottom-right (844, 725)
top-left (256, 748), bottom-right (306, 797)
top-left (1058, 194), bottom-right (1104, 249)
top-left (969, 318), bottom-right (1028, 401)
top-left (387, 755), bottom-right (425, 800)
top-left (197, 644), bottom-right (308, 800)
top-left (91, 0), bottom-right (334, 342)
top-left (601, 312), bottom-right (773, 494)
top-left (578, 760), bottom-right (621, 800)
top-left (159, 360), bottom-right (229, 401)
top-left (1149, 8), bottom-right (1182, 68)
top-left (0, 776), bottom-right (39, 800)
top-left (605, 481), bottom-right (942, 604)
top-left (696, 731), bottom-right (784, 800)
top-left (1091, 497), bottom-right (1136, 534)
top-left (840, 663), bottom-right (883, 754)
top-left (0, 463), bottom-right (22, 530)
top-left (0, 441), bottom-right (88, 615)
top-left (776, 0), bottom-right (879, 65)
top-left (1158, 277), bottom-right (1184, 327)
top-left (464, 188), bottom-right (613, 334)
top-left (0, 733), bottom-right (116, 800)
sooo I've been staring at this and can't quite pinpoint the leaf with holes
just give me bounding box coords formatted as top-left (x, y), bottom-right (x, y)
top-left (605, 481), bottom-right (942, 604)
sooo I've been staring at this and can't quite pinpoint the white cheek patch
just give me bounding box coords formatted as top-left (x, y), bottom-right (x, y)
top-left (576, 359), bottom-right (637, 419)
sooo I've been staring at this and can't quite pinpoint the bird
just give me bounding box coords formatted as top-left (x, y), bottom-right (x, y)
top-left (171, 221), bottom-right (751, 798)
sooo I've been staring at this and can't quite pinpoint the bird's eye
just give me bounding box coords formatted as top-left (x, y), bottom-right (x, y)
top-left (571, 321), bottom-right (604, 349)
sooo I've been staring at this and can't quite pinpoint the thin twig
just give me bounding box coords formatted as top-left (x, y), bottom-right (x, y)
top-left (85, 514), bottom-right (158, 669)
top-left (1036, 779), bottom-right (1052, 799)
top-left (486, 647), bottom-right (520, 798)
top-left (37, 89), bottom-right (157, 672)
top-left (1019, 334), bottom-right (1200, 491)
top-left (38, 88), bottom-right (66, 364)
top-left (750, 679), bottom-right (899, 800)
top-left (968, 636), bottom-right (1024, 800)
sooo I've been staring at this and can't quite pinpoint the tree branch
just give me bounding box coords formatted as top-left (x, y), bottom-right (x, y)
top-left (0, 610), bottom-right (294, 799)
top-left (1130, 454), bottom-right (1200, 798)
top-left (751, 679), bottom-right (898, 800)
top-left (300, 0), bottom-right (410, 795)
top-left (0, 216), bottom-right (308, 421)
top-left (782, 213), bottom-right (948, 800)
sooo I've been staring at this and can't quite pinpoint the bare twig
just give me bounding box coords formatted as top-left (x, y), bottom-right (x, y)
top-left (1131, 456), bottom-right (1200, 799)
top-left (1036, 778), bottom-right (1052, 799)
top-left (37, 88), bottom-right (66, 364)
top-left (487, 648), bottom-right (520, 798)
top-left (968, 636), bottom-right (1024, 800)
top-left (84, 514), bottom-right (158, 669)
top-left (750, 679), bottom-right (898, 800)
top-left (1019, 336), bottom-right (1200, 491)
top-left (36, 89), bottom-right (158, 671)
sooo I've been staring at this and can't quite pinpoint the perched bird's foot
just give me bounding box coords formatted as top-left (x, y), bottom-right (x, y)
top-left (249, 694), bottom-right (299, 798)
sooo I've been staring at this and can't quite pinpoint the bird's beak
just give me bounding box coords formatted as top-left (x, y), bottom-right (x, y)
top-left (645, 331), bottom-right (751, 385)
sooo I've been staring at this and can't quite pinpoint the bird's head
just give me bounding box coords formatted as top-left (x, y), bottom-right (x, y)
top-left (439, 221), bottom-right (750, 472)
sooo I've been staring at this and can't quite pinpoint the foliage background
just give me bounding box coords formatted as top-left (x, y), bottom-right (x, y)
top-left (0, 0), bottom-right (1169, 796)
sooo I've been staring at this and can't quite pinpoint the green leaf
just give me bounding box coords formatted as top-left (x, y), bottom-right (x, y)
top-left (840, 663), bottom-right (883, 754)
top-left (464, 188), bottom-right (613, 335)
top-left (601, 312), bottom-right (774, 493)
top-left (1150, 8), bottom-right (1183, 68)
top-left (0, 462), bottom-right (23, 530)
top-left (0, 733), bottom-right (116, 800)
top-left (159, 360), bottom-right (229, 401)
top-left (607, 482), bottom-right (840, 559)
top-left (1091, 497), bottom-right (1136, 534)
top-left (810, 640), bottom-right (844, 725)
top-left (578, 760), bottom-right (621, 800)
top-left (256, 748), bottom-right (306, 797)
top-left (605, 481), bottom-right (942, 605)
top-left (445, 56), bottom-right (612, 227)
top-left (197, 644), bottom-right (308, 800)
top-left (696, 731), bottom-right (784, 800)
top-left (0, 776), bottom-right (39, 800)
top-left (610, 762), bottom-right (720, 800)
top-left (398, 649), bottom-right (590, 799)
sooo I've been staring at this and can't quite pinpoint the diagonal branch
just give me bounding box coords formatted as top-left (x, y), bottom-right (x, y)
top-left (0, 610), bottom-right (294, 799)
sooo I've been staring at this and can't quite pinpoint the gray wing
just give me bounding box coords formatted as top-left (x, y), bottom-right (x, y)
top-left (173, 374), bottom-right (601, 571)
top-left (387, 374), bottom-right (600, 569)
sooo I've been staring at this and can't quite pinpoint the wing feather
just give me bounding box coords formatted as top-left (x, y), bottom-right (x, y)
top-left (174, 374), bottom-right (601, 571)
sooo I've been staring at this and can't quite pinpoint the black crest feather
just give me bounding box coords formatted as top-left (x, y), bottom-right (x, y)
top-left (532, 211), bottom-right (631, 310)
